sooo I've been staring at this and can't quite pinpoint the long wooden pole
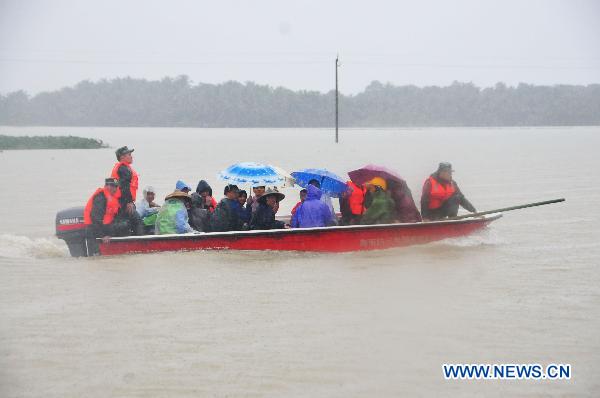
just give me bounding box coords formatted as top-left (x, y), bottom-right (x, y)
top-left (448, 198), bottom-right (565, 220)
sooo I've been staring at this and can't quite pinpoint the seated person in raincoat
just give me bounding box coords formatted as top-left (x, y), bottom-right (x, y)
top-left (175, 180), bottom-right (192, 194)
top-left (210, 184), bottom-right (246, 232)
top-left (136, 186), bottom-right (161, 232)
top-left (155, 190), bottom-right (194, 234)
top-left (387, 179), bottom-right (422, 223)
top-left (246, 185), bottom-right (266, 216)
top-left (361, 177), bottom-right (396, 225)
top-left (339, 181), bottom-right (366, 225)
top-left (237, 190), bottom-right (251, 225)
top-left (307, 179), bottom-right (337, 224)
top-left (250, 188), bottom-right (287, 230)
top-left (189, 180), bottom-right (218, 232)
top-left (84, 177), bottom-right (129, 255)
top-left (191, 180), bottom-right (217, 213)
top-left (291, 184), bottom-right (333, 228)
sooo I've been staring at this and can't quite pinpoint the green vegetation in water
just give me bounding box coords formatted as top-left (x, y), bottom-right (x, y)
top-left (0, 135), bottom-right (107, 150)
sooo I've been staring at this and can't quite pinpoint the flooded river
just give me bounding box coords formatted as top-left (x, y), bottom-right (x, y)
top-left (1, 127), bottom-right (599, 397)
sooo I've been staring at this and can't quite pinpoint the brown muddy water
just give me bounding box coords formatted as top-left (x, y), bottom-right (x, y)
top-left (0, 127), bottom-right (599, 397)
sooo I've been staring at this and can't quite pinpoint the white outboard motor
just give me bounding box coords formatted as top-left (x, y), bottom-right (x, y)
top-left (55, 206), bottom-right (88, 257)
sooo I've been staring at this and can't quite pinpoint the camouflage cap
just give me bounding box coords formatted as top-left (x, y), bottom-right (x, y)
top-left (438, 162), bottom-right (454, 171)
top-left (115, 146), bottom-right (134, 160)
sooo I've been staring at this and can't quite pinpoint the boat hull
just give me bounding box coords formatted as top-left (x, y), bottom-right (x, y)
top-left (98, 213), bottom-right (502, 256)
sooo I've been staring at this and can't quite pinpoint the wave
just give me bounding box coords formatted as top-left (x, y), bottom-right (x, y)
top-left (427, 228), bottom-right (505, 249)
top-left (0, 234), bottom-right (68, 259)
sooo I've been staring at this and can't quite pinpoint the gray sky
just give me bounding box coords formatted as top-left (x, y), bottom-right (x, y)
top-left (1, 0), bottom-right (599, 95)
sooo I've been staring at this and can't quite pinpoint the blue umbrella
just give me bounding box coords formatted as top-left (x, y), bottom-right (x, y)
top-left (291, 168), bottom-right (347, 197)
top-left (218, 162), bottom-right (287, 186)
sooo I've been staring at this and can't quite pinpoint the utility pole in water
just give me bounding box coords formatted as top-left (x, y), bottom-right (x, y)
top-left (335, 55), bottom-right (340, 143)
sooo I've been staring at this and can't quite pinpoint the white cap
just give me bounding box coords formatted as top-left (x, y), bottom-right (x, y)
top-left (143, 185), bottom-right (156, 194)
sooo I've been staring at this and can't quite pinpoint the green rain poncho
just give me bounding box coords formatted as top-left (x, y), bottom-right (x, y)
top-left (361, 189), bottom-right (396, 225)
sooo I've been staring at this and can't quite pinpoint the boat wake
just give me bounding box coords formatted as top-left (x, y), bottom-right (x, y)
top-left (0, 234), bottom-right (68, 259)
top-left (429, 228), bottom-right (505, 249)
top-left (432, 228), bottom-right (506, 247)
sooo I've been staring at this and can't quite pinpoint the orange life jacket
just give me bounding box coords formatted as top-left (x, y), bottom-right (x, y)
top-left (347, 181), bottom-right (366, 215)
top-left (427, 176), bottom-right (456, 209)
top-left (83, 187), bottom-right (121, 225)
top-left (111, 161), bottom-right (139, 201)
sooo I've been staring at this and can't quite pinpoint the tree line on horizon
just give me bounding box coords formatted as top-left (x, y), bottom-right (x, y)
top-left (1, 76), bottom-right (599, 127)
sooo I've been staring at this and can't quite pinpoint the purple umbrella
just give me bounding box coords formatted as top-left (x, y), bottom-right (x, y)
top-left (347, 164), bottom-right (406, 185)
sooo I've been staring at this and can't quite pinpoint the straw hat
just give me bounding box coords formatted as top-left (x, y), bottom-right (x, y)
top-left (258, 187), bottom-right (285, 204)
top-left (165, 190), bottom-right (191, 202)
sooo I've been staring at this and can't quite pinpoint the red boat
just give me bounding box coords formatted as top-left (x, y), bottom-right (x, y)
top-left (56, 199), bottom-right (563, 257)
top-left (96, 213), bottom-right (502, 256)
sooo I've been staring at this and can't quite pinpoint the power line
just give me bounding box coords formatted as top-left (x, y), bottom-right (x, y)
top-left (0, 57), bottom-right (598, 71)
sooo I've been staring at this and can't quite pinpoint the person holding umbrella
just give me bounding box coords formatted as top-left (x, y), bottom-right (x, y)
top-left (360, 177), bottom-right (396, 225)
top-left (291, 168), bottom-right (347, 225)
top-left (290, 184), bottom-right (334, 228)
top-left (218, 162), bottom-right (290, 216)
top-left (307, 179), bottom-right (335, 224)
top-left (348, 164), bottom-right (421, 223)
